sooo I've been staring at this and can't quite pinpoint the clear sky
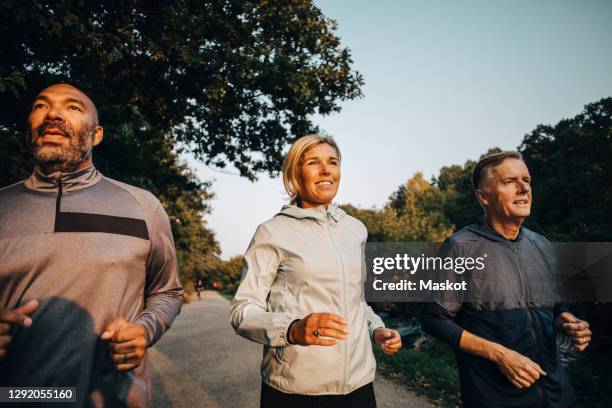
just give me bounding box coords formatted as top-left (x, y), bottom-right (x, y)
top-left (187, 0), bottom-right (612, 259)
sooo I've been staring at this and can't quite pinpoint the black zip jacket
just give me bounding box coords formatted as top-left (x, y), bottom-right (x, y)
top-left (421, 224), bottom-right (575, 408)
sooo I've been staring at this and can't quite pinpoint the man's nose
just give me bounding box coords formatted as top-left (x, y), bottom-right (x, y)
top-left (518, 180), bottom-right (531, 193)
top-left (45, 105), bottom-right (64, 122)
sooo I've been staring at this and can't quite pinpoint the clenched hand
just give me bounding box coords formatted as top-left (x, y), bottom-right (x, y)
top-left (557, 312), bottom-right (591, 352)
top-left (101, 317), bottom-right (147, 371)
top-left (373, 328), bottom-right (402, 355)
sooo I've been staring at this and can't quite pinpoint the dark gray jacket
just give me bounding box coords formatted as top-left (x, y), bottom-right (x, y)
top-left (421, 224), bottom-right (574, 408)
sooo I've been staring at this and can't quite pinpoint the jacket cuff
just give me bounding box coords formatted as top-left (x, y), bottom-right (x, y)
top-left (286, 319), bottom-right (301, 344)
top-left (370, 324), bottom-right (385, 341)
top-left (133, 314), bottom-right (156, 346)
top-left (275, 314), bottom-right (301, 347)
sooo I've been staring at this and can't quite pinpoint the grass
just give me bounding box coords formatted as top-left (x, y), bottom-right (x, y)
top-left (374, 337), bottom-right (461, 407)
top-left (374, 329), bottom-right (611, 408)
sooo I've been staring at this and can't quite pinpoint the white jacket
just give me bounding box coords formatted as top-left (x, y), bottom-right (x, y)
top-left (230, 204), bottom-right (385, 395)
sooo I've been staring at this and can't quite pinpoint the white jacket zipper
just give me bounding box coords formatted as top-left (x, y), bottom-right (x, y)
top-left (325, 211), bottom-right (349, 393)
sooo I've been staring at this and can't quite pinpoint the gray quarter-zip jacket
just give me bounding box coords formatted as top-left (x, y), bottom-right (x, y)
top-left (230, 204), bottom-right (384, 395)
top-left (0, 166), bottom-right (183, 407)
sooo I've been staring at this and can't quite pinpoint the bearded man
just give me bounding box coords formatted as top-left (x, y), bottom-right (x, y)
top-left (0, 84), bottom-right (183, 407)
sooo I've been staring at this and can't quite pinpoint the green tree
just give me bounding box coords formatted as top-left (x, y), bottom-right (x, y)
top-left (519, 98), bottom-right (612, 241)
top-left (203, 256), bottom-right (244, 296)
top-left (434, 148), bottom-right (502, 230)
top-left (1, 1), bottom-right (363, 285)
top-left (343, 173), bottom-right (453, 242)
top-left (0, 0), bottom-right (362, 180)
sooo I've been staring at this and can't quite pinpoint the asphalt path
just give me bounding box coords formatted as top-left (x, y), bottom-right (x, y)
top-left (150, 290), bottom-right (432, 408)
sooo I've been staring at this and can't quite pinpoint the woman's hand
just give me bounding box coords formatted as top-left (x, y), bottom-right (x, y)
top-left (288, 313), bottom-right (349, 346)
top-left (373, 328), bottom-right (402, 355)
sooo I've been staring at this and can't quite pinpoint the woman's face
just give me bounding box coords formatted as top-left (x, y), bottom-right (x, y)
top-left (298, 143), bottom-right (340, 208)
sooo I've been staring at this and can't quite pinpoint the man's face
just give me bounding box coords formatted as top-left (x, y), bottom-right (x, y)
top-left (27, 84), bottom-right (102, 173)
top-left (478, 158), bottom-right (532, 224)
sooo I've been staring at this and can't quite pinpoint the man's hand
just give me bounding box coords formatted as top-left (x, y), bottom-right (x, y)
top-left (373, 328), bottom-right (402, 355)
top-left (101, 317), bottom-right (147, 371)
top-left (493, 346), bottom-right (547, 388)
top-left (288, 313), bottom-right (349, 346)
top-left (556, 312), bottom-right (591, 352)
top-left (0, 300), bottom-right (39, 361)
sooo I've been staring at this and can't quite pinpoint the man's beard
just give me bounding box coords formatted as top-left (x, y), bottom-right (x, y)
top-left (28, 121), bottom-right (95, 174)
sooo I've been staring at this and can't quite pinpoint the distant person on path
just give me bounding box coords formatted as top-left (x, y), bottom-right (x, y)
top-left (230, 135), bottom-right (402, 408)
top-left (0, 83), bottom-right (183, 407)
top-left (421, 151), bottom-right (591, 408)
top-left (195, 278), bottom-right (205, 300)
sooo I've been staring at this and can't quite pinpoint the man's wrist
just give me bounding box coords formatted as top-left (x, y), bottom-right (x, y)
top-left (487, 343), bottom-right (506, 363)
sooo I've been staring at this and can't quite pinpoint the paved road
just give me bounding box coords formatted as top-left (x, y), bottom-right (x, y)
top-left (151, 291), bottom-right (432, 408)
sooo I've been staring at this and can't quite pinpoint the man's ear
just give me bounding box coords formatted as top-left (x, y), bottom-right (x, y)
top-left (475, 188), bottom-right (489, 207)
top-left (93, 126), bottom-right (104, 147)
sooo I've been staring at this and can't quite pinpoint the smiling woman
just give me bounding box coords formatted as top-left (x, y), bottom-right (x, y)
top-left (281, 134), bottom-right (342, 208)
top-left (230, 134), bottom-right (403, 408)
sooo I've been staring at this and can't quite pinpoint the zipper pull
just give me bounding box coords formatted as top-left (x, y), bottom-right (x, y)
top-left (326, 211), bottom-right (337, 224)
top-left (54, 172), bottom-right (64, 215)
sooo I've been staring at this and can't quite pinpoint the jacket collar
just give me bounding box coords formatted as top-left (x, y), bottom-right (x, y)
top-left (465, 222), bottom-right (524, 242)
top-left (277, 203), bottom-right (345, 224)
top-left (24, 165), bottom-right (102, 192)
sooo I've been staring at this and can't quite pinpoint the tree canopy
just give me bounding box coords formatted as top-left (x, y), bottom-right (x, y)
top-left (1, 0), bottom-right (363, 285)
top-left (0, 0), bottom-right (363, 180)
top-left (344, 99), bottom-right (611, 243)
top-left (519, 98), bottom-right (612, 241)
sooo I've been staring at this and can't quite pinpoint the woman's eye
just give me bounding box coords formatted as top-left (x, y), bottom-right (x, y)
top-left (34, 103), bottom-right (45, 109)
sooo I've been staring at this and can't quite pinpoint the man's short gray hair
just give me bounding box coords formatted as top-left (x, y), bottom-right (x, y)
top-left (472, 151), bottom-right (523, 191)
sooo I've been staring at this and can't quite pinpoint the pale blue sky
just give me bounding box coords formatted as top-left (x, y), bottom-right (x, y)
top-left (188, 0), bottom-right (612, 258)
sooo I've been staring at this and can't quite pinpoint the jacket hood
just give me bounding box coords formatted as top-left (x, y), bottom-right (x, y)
top-left (276, 203), bottom-right (346, 223)
top-left (464, 223), bottom-right (525, 242)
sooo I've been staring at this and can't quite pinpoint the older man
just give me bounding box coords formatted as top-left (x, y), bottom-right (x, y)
top-left (421, 151), bottom-right (591, 408)
top-left (0, 84), bottom-right (183, 407)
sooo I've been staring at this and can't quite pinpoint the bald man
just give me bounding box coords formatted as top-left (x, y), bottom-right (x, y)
top-left (0, 84), bottom-right (183, 407)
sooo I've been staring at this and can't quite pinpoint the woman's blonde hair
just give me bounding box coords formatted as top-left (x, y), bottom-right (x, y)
top-left (282, 134), bottom-right (341, 205)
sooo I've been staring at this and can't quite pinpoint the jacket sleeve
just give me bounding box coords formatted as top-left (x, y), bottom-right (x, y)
top-left (360, 226), bottom-right (385, 337)
top-left (420, 238), bottom-right (464, 350)
top-left (365, 304), bottom-right (385, 337)
top-left (230, 224), bottom-right (300, 347)
top-left (134, 201), bottom-right (184, 346)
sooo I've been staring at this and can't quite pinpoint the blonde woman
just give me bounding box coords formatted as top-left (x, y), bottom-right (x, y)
top-left (230, 135), bottom-right (402, 407)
